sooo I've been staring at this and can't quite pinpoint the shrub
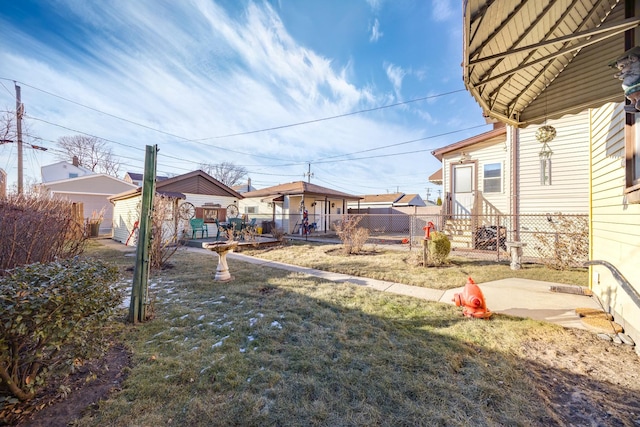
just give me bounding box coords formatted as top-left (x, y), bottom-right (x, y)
top-left (0, 258), bottom-right (121, 401)
top-left (335, 215), bottom-right (370, 254)
top-left (532, 213), bottom-right (588, 270)
top-left (427, 231), bottom-right (451, 265)
top-left (149, 196), bottom-right (181, 270)
top-left (271, 227), bottom-right (285, 242)
top-left (0, 194), bottom-right (86, 273)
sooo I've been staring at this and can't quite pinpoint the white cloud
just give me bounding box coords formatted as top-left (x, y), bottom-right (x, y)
top-left (384, 62), bottom-right (406, 100)
top-left (0, 0), bottom-right (485, 195)
top-left (369, 18), bottom-right (383, 42)
top-left (432, 0), bottom-right (454, 22)
top-left (366, 0), bottom-right (383, 12)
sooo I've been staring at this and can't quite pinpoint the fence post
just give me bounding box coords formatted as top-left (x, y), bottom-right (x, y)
top-left (497, 215), bottom-right (501, 261)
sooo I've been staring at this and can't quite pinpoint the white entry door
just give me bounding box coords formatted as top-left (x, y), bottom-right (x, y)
top-left (452, 164), bottom-right (475, 216)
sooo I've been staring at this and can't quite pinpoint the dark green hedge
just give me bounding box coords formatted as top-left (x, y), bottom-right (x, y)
top-left (0, 258), bottom-right (122, 401)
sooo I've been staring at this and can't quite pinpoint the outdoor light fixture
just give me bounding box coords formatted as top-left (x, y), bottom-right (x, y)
top-left (459, 152), bottom-right (471, 163)
top-left (331, 202), bottom-right (335, 208)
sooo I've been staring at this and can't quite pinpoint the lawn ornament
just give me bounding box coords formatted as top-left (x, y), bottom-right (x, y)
top-left (423, 221), bottom-right (435, 239)
top-left (611, 47), bottom-right (640, 112)
top-left (203, 241), bottom-right (239, 282)
top-left (453, 277), bottom-right (492, 319)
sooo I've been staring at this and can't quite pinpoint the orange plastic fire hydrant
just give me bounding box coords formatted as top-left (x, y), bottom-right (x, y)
top-left (453, 277), bottom-right (492, 319)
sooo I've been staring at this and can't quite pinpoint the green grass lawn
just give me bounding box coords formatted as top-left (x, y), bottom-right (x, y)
top-left (68, 243), bottom-right (640, 426)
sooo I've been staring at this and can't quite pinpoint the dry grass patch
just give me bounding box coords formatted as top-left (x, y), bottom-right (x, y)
top-left (61, 245), bottom-right (640, 427)
top-left (242, 241), bottom-right (588, 290)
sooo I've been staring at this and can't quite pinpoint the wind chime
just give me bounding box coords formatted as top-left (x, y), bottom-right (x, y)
top-left (536, 74), bottom-right (556, 184)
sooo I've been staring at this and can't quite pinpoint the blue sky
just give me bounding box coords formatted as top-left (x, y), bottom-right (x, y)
top-left (0, 0), bottom-right (489, 200)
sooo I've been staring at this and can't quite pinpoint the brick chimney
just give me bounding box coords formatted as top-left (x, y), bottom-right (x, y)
top-left (72, 156), bottom-right (79, 167)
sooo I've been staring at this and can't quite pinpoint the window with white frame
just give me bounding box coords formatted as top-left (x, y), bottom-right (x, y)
top-left (244, 206), bottom-right (257, 214)
top-left (483, 163), bottom-right (501, 193)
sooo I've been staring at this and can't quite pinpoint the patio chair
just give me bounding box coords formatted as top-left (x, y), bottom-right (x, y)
top-left (228, 217), bottom-right (245, 240)
top-left (214, 218), bottom-right (228, 240)
top-left (190, 218), bottom-right (208, 239)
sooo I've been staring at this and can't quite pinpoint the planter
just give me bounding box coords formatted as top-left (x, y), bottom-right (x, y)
top-left (89, 223), bottom-right (100, 237)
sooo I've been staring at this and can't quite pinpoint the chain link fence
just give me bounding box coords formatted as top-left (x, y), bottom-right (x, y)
top-left (254, 212), bottom-right (588, 266)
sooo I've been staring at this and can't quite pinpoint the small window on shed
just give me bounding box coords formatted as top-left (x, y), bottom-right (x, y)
top-left (483, 163), bottom-right (501, 193)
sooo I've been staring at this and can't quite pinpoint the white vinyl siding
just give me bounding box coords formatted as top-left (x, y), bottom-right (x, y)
top-left (442, 136), bottom-right (510, 214)
top-left (112, 196), bottom-right (140, 245)
top-left (185, 194), bottom-right (238, 212)
top-left (590, 102), bottom-right (640, 342)
top-left (518, 111), bottom-right (590, 214)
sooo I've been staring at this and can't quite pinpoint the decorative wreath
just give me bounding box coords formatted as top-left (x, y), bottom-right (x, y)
top-left (535, 125), bottom-right (556, 143)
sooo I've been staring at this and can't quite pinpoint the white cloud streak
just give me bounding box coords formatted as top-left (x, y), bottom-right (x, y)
top-left (0, 0), bottom-right (482, 195)
top-left (369, 18), bottom-right (383, 42)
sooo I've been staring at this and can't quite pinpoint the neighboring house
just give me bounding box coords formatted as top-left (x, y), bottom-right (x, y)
top-left (232, 178), bottom-right (257, 194)
top-left (239, 181), bottom-right (362, 234)
top-left (123, 171), bottom-right (169, 186)
top-left (347, 193), bottom-right (434, 234)
top-left (430, 113), bottom-right (590, 249)
top-left (41, 158), bottom-right (93, 183)
top-left (110, 170), bottom-right (243, 245)
top-left (39, 168), bottom-right (137, 234)
top-left (461, 1), bottom-right (640, 348)
top-left (348, 193), bottom-right (426, 210)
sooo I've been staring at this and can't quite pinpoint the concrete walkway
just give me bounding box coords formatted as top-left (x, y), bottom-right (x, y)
top-left (226, 251), bottom-right (602, 329)
top-left (97, 237), bottom-right (602, 330)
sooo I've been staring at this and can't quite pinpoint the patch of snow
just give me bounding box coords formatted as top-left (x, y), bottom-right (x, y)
top-left (212, 335), bottom-right (230, 348)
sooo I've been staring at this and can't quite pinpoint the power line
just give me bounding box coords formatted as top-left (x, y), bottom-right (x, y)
top-left (314, 124), bottom-right (488, 162)
top-left (192, 90), bottom-right (468, 140)
top-left (3, 77), bottom-right (466, 142)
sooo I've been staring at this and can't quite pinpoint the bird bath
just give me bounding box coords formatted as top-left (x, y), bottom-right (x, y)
top-left (203, 241), bottom-right (239, 282)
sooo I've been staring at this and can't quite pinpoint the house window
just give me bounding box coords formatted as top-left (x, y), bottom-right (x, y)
top-left (483, 163), bottom-right (501, 193)
top-left (69, 173), bottom-right (78, 178)
top-left (625, 112), bottom-right (640, 203)
top-left (244, 206), bottom-right (257, 214)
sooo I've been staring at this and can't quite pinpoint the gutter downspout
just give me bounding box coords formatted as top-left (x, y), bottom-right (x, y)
top-left (588, 108), bottom-right (594, 291)
top-left (510, 125), bottom-right (520, 240)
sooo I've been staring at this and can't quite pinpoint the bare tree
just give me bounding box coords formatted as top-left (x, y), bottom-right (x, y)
top-left (0, 110), bottom-right (15, 143)
top-left (199, 161), bottom-right (247, 187)
top-left (55, 135), bottom-right (120, 176)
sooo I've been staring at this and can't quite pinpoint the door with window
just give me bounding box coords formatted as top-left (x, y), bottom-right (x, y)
top-left (451, 163), bottom-right (475, 217)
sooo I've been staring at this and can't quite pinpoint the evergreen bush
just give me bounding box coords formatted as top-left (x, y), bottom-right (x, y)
top-left (0, 258), bottom-right (121, 401)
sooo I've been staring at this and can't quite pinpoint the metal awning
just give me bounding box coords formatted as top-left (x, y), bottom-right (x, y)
top-left (463, 0), bottom-right (638, 127)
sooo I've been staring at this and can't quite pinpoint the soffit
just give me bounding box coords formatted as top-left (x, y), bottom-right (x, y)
top-left (463, 0), bottom-right (637, 127)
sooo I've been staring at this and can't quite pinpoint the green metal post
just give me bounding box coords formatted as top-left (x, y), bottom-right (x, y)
top-left (129, 145), bottom-right (157, 323)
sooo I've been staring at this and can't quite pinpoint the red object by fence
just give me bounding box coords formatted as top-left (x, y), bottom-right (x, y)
top-left (453, 277), bottom-right (492, 319)
top-left (422, 221), bottom-right (435, 239)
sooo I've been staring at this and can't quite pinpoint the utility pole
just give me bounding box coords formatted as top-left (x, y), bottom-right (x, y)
top-left (15, 83), bottom-right (23, 194)
top-left (129, 145), bottom-right (158, 324)
top-left (305, 163), bottom-right (314, 183)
